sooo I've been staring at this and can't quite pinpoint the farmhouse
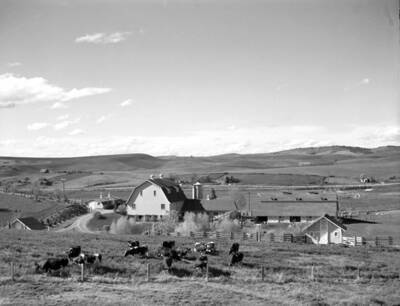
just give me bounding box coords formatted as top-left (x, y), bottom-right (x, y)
top-left (9, 217), bottom-right (47, 231)
top-left (88, 193), bottom-right (124, 211)
top-left (301, 214), bottom-right (346, 244)
top-left (126, 178), bottom-right (205, 220)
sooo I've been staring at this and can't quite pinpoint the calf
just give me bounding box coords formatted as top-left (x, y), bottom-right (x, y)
top-left (195, 254), bottom-right (208, 271)
top-left (229, 252), bottom-right (244, 266)
top-left (67, 246), bottom-right (81, 260)
top-left (37, 257), bottom-right (69, 273)
top-left (229, 243), bottom-right (240, 255)
top-left (128, 240), bottom-right (140, 248)
top-left (74, 253), bottom-right (102, 265)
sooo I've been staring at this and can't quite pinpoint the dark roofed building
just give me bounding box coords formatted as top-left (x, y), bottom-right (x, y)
top-left (9, 217), bottom-right (47, 231)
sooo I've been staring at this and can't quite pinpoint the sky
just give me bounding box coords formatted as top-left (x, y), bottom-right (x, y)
top-left (0, 0), bottom-right (399, 157)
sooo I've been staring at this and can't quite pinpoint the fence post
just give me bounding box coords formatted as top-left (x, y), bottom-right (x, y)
top-left (11, 261), bottom-right (14, 281)
top-left (206, 262), bottom-right (209, 282)
top-left (310, 264), bottom-right (314, 281)
top-left (146, 263), bottom-right (150, 282)
top-left (80, 264), bottom-right (84, 282)
top-left (261, 266), bottom-right (265, 281)
top-left (356, 266), bottom-right (361, 281)
top-left (230, 232), bottom-right (234, 240)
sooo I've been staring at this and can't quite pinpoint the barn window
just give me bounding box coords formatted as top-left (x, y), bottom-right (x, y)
top-left (154, 190), bottom-right (157, 196)
top-left (132, 204), bottom-right (136, 210)
top-left (140, 191), bottom-right (143, 196)
top-left (161, 204), bottom-right (165, 210)
top-left (334, 231), bottom-right (338, 236)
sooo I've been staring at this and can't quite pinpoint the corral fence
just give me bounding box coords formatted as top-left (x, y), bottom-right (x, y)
top-left (152, 230), bottom-right (399, 247)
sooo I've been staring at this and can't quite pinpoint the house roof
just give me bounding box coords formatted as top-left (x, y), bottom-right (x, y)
top-left (170, 199), bottom-right (205, 214)
top-left (15, 217), bottom-right (47, 230)
top-left (302, 214), bottom-right (347, 231)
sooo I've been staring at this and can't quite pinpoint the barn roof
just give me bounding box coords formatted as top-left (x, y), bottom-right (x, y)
top-left (170, 199), bottom-right (205, 214)
top-left (15, 217), bottom-right (47, 230)
top-left (302, 214), bottom-right (346, 231)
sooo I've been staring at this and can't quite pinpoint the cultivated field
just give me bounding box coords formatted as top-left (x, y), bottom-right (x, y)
top-left (1, 230), bottom-right (400, 305)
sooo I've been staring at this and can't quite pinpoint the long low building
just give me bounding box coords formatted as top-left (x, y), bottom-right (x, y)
top-left (202, 191), bottom-right (339, 223)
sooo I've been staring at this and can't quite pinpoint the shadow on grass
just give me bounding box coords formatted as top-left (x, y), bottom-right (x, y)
top-left (91, 264), bottom-right (127, 275)
top-left (341, 218), bottom-right (377, 224)
top-left (170, 266), bottom-right (193, 277)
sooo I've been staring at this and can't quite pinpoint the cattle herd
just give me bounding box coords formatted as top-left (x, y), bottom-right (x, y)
top-left (34, 240), bottom-right (244, 275)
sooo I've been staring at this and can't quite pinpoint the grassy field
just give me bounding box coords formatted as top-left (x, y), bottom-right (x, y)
top-left (0, 230), bottom-right (399, 305)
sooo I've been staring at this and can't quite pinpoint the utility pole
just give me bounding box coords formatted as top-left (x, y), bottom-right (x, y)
top-left (248, 191), bottom-right (251, 216)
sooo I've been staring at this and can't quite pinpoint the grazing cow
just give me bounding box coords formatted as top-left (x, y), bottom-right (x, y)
top-left (194, 242), bottom-right (206, 253)
top-left (67, 246), bottom-right (81, 260)
top-left (37, 257), bottom-right (69, 273)
top-left (162, 240), bottom-right (175, 249)
top-left (229, 252), bottom-right (244, 266)
top-left (205, 242), bottom-right (216, 255)
top-left (176, 247), bottom-right (191, 258)
top-left (229, 243), bottom-right (240, 255)
top-left (128, 240), bottom-right (140, 248)
top-left (124, 246), bottom-right (148, 257)
top-left (195, 254), bottom-right (208, 271)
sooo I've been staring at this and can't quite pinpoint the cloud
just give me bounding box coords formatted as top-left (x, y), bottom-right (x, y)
top-left (7, 62), bottom-right (22, 67)
top-left (54, 118), bottom-right (80, 130)
top-left (1, 124), bottom-right (398, 157)
top-left (75, 32), bottom-right (131, 44)
top-left (68, 129), bottom-right (84, 136)
top-left (51, 102), bottom-right (68, 109)
top-left (27, 122), bottom-right (49, 131)
top-left (120, 99), bottom-right (132, 107)
top-left (0, 73), bottom-right (111, 108)
top-left (96, 115), bottom-right (107, 124)
top-left (57, 114), bottom-right (69, 121)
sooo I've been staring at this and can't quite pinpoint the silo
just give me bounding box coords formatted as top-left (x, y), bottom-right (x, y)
top-left (192, 182), bottom-right (203, 200)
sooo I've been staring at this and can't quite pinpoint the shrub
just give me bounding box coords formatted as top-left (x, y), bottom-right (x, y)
top-left (213, 216), bottom-right (241, 233)
top-left (175, 212), bottom-right (210, 235)
top-left (109, 216), bottom-right (149, 235)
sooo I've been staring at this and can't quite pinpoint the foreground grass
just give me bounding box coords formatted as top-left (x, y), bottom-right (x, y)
top-left (0, 230), bottom-right (400, 305)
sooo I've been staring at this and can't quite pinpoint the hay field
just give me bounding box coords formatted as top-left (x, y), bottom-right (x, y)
top-left (0, 230), bottom-right (399, 305)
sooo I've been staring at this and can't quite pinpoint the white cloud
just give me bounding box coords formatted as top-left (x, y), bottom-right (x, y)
top-left (54, 118), bottom-right (80, 130)
top-left (75, 32), bottom-right (131, 44)
top-left (57, 114), bottom-right (69, 121)
top-left (51, 102), bottom-right (68, 109)
top-left (27, 122), bottom-right (49, 131)
top-left (96, 115), bottom-right (107, 124)
top-left (69, 129), bottom-right (84, 136)
top-left (7, 62), bottom-right (22, 67)
top-left (120, 99), bottom-right (132, 107)
top-left (1, 124), bottom-right (398, 157)
top-left (0, 73), bottom-right (111, 108)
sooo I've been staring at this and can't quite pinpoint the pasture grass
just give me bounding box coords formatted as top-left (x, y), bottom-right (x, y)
top-left (0, 230), bottom-right (399, 305)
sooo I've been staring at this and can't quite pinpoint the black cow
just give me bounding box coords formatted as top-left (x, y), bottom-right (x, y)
top-left (162, 240), bottom-right (175, 249)
top-left (37, 257), bottom-right (69, 273)
top-left (229, 243), bottom-right (239, 255)
top-left (67, 246), bottom-right (81, 260)
top-left (195, 254), bottom-right (208, 271)
top-left (124, 246), bottom-right (148, 257)
top-left (128, 240), bottom-right (140, 248)
top-left (229, 252), bottom-right (244, 266)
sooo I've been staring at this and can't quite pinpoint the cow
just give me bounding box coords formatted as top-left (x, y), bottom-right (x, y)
top-left (67, 246), bottom-right (81, 260)
top-left (128, 240), bottom-right (140, 248)
top-left (75, 253), bottom-right (102, 264)
top-left (194, 242), bottom-right (206, 253)
top-left (163, 254), bottom-right (173, 272)
top-left (229, 252), bottom-right (244, 266)
top-left (195, 254), bottom-right (208, 271)
top-left (229, 243), bottom-right (240, 255)
top-left (162, 240), bottom-right (175, 249)
top-left (36, 257), bottom-right (69, 273)
top-left (124, 246), bottom-right (148, 257)
top-left (205, 242), bottom-right (216, 255)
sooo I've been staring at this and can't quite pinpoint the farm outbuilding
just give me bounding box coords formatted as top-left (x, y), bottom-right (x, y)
top-left (88, 193), bottom-right (124, 211)
top-left (301, 214), bottom-right (346, 244)
top-left (126, 177), bottom-right (205, 221)
top-left (9, 217), bottom-right (47, 231)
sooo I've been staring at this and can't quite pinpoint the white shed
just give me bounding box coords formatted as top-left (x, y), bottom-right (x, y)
top-left (302, 214), bottom-right (346, 245)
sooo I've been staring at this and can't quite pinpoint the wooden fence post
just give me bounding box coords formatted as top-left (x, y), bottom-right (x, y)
top-left (310, 264), bottom-right (314, 281)
top-left (11, 261), bottom-right (14, 281)
top-left (261, 266), bottom-right (265, 281)
top-left (80, 263), bottom-right (84, 282)
top-left (206, 263), bottom-right (209, 282)
top-left (146, 263), bottom-right (150, 282)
